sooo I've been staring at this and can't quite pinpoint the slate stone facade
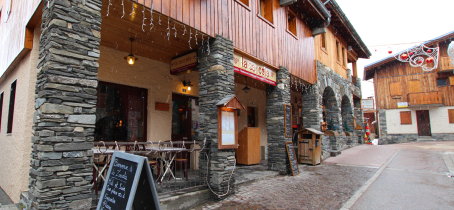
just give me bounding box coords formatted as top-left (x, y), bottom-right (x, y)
top-left (266, 67), bottom-right (291, 172)
top-left (197, 36), bottom-right (236, 199)
top-left (302, 61), bottom-right (362, 159)
top-left (27, 0), bottom-right (102, 209)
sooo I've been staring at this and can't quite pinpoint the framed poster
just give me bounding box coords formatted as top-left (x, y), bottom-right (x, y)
top-left (218, 107), bottom-right (239, 149)
top-left (361, 99), bottom-right (374, 110)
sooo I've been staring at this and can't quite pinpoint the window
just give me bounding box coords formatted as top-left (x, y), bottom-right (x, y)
top-left (342, 47), bottom-right (347, 67)
top-left (95, 82), bottom-right (147, 142)
top-left (236, 0), bottom-right (249, 7)
top-left (449, 109), bottom-right (454, 124)
top-left (389, 81), bottom-right (402, 96)
top-left (408, 80), bottom-right (420, 93)
top-left (336, 41), bottom-right (341, 63)
top-left (0, 92), bottom-right (3, 133)
top-left (321, 33), bottom-right (327, 51)
top-left (437, 78), bottom-right (448, 86)
top-left (7, 80), bottom-right (16, 133)
top-left (259, 0), bottom-right (273, 24)
top-left (287, 9), bottom-right (297, 36)
top-left (400, 111), bottom-right (412, 125)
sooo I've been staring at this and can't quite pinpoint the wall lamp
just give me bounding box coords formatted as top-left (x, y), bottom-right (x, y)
top-left (242, 76), bottom-right (251, 93)
top-left (183, 80), bottom-right (193, 90)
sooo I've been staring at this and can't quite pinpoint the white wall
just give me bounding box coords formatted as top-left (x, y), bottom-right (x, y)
top-left (386, 106), bottom-right (454, 134)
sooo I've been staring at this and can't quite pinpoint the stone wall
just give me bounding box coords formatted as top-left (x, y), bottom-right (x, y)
top-left (197, 36), bottom-right (236, 199)
top-left (27, 0), bottom-right (102, 209)
top-left (266, 67), bottom-right (291, 173)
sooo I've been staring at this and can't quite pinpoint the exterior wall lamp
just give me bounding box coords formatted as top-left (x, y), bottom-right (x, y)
top-left (182, 80), bottom-right (193, 90)
top-left (242, 76), bottom-right (251, 93)
top-left (124, 38), bottom-right (138, 65)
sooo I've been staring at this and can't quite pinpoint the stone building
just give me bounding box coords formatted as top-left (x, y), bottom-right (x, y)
top-left (364, 31), bottom-right (454, 144)
top-left (0, 0), bottom-right (368, 208)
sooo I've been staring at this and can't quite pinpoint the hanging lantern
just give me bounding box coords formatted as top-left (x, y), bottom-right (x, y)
top-left (388, 50), bottom-right (393, 54)
top-left (427, 49), bottom-right (432, 53)
top-left (417, 59), bottom-right (423, 64)
top-left (124, 38), bottom-right (138, 65)
top-left (426, 57), bottom-right (434, 63)
top-left (401, 54), bottom-right (408, 60)
top-left (409, 52), bottom-right (414, 56)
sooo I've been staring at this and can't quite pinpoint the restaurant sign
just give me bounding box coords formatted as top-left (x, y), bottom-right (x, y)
top-left (170, 52), bottom-right (197, 75)
top-left (233, 53), bottom-right (277, 86)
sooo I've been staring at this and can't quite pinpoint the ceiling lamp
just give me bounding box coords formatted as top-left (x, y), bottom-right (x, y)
top-left (124, 38), bottom-right (138, 65)
top-left (183, 80), bottom-right (193, 90)
top-left (242, 76), bottom-right (251, 93)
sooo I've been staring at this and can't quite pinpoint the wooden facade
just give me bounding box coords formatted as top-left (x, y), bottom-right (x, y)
top-left (367, 37), bottom-right (454, 110)
top-left (129, 0), bottom-right (317, 83)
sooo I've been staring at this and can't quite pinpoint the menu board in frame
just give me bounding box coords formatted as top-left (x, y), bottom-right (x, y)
top-left (284, 104), bottom-right (292, 138)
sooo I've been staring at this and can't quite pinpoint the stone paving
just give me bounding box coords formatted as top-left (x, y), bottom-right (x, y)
top-left (194, 163), bottom-right (378, 210)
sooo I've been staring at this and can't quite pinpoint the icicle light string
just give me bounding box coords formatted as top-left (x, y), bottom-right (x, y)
top-left (166, 16), bottom-right (170, 41)
top-left (130, 0), bottom-right (135, 15)
top-left (172, 23), bottom-right (177, 38)
top-left (141, 6), bottom-right (147, 32)
top-left (188, 28), bottom-right (192, 49)
top-left (121, 0), bottom-right (125, 18)
top-left (107, 0), bottom-right (112, 16)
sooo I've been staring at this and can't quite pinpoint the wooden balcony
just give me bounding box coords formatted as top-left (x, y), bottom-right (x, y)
top-left (407, 91), bottom-right (443, 106)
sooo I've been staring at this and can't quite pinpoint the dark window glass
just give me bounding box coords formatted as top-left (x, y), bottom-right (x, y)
top-left (7, 80), bottom-right (16, 133)
top-left (437, 78), bottom-right (448, 86)
top-left (95, 82), bottom-right (147, 142)
top-left (0, 93), bottom-right (3, 133)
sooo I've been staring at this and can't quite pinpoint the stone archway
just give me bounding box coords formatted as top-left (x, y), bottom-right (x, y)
top-left (341, 95), bottom-right (354, 133)
top-left (322, 86), bottom-right (339, 131)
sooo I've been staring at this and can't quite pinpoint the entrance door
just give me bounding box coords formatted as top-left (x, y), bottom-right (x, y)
top-left (247, 107), bottom-right (256, 127)
top-left (171, 94), bottom-right (193, 141)
top-left (416, 110), bottom-right (431, 136)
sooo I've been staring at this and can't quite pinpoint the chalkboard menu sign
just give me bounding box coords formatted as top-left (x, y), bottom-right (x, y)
top-left (284, 104), bottom-right (292, 138)
top-left (285, 141), bottom-right (299, 176)
top-left (97, 152), bottom-right (161, 210)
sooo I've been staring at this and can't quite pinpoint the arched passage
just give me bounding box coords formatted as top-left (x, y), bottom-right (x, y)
top-left (341, 95), bottom-right (354, 132)
top-left (322, 87), bottom-right (339, 131)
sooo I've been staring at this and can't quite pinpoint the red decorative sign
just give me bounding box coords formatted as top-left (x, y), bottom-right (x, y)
top-left (170, 52), bottom-right (197, 75)
top-left (233, 53), bottom-right (277, 86)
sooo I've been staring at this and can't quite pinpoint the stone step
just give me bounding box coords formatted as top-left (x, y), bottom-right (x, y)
top-left (417, 137), bottom-right (436, 142)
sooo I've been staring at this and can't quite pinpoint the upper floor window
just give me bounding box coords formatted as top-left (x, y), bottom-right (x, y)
top-left (237, 0), bottom-right (250, 7)
top-left (0, 92), bottom-right (3, 133)
top-left (437, 73), bottom-right (450, 87)
top-left (287, 9), bottom-right (297, 36)
top-left (7, 80), bottom-right (16, 134)
top-left (336, 41), bottom-right (341, 63)
top-left (342, 47), bottom-right (347, 68)
top-left (259, 0), bottom-right (273, 24)
top-left (321, 33), bottom-right (327, 51)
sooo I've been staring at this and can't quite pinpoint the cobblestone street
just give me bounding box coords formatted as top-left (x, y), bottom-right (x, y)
top-left (195, 163), bottom-right (378, 210)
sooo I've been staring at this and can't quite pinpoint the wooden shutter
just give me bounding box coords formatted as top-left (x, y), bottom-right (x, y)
top-left (400, 111), bottom-right (412, 124)
top-left (449, 109), bottom-right (454, 124)
top-left (408, 80), bottom-right (420, 93)
top-left (390, 82), bottom-right (402, 96)
top-left (440, 57), bottom-right (454, 71)
top-left (449, 76), bottom-right (454, 86)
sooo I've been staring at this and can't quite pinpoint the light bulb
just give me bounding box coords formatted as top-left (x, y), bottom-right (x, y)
top-left (188, 86), bottom-right (191, 90)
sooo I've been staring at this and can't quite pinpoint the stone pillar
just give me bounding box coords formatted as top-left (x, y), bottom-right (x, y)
top-left (378, 109), bottom-right (387, 144)
top-left (28, 0), bottom-right (102, 209)
top-left (266, 67), bottom-right (291, 172)
top-left (302, 84), bottom-right (321, 130)
top-left (197, 36), bottom-right (236, 199)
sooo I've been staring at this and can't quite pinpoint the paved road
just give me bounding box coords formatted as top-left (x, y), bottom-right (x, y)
top-left (195, 141), bottom-right (454, 210)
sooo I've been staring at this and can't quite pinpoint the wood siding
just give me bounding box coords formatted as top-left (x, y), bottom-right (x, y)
top-left (0, 0), bottom-right (42, 76)
top-left (136, 0), bottom-right (316, 83)
top-left (374, 59), bottom-right (454, 110)
top-left (314, 25), bottom-right (354, 79)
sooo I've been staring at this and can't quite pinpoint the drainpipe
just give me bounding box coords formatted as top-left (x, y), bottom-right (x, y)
top-left (311, 0), bottom-right (331, 36)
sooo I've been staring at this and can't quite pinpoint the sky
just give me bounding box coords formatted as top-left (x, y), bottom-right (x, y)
top-left (335, 0), bottom-right (454, 98)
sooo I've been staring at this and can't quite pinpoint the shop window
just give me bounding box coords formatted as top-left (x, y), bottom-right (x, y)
top-left (7, 80), bottom-right (16, 133)
top-left (236, 0), bottom-right (249, 7)
top-left (287, 9), bottom-right (297, 36)
top-left (0, 92), bottom-right (3, 133)
top-left (400, 111), bottom-right (412, 125)
top-left (95, 82), bottom-right (147, 142)
top-left (259, 0), bottom-right (273, 24)
top-left (449, 109), bottom-right (454, 124)
top-left (321, 33), bottom-right (327, 51)
top-left (389, 81), bottom-right (402, 96)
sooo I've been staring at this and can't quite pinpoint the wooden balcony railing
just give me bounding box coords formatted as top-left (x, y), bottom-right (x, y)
top-left (407, 91), bottom-right (443, 106)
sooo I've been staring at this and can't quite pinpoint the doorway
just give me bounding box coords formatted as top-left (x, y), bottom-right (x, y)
top-left (247, 107), bottom-right (257, 127)
top-left (416, 110), bottom-right (431, 136)
top-left (171, 93), bottom-right (198, 141)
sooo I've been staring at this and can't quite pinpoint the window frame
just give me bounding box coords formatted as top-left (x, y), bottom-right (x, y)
top-left (95, 81), bottom-right (148, 142)
top-left (342, 47), bottom-right (348, 68)
top-left (7, 80), bottom-right (16, 134)
top-left (235, 0), bottom-right (251, 10)
top-left (286, 8), bottom-right (297, 38)
top-left (321, 33), bottom-right (327, 54)
top-left (389, 81), bottom-right (402, 97)
top-left (336, 40), bottom-right (341, 64)
top-left (257, 0), bottom-right (274, 26)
